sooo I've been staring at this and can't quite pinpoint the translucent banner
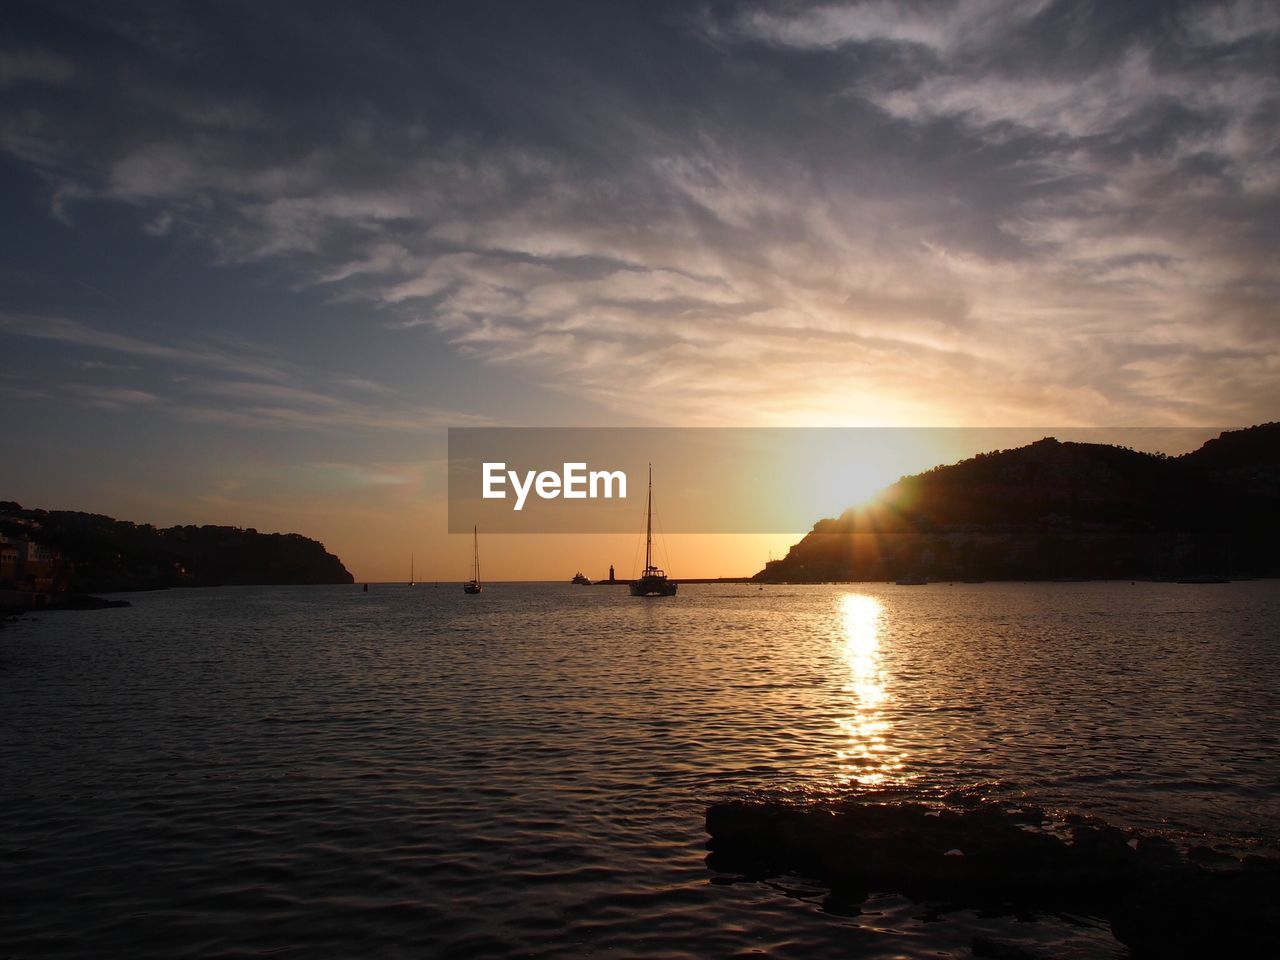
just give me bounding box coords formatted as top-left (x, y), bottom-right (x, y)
top-left (447, 427), bottom-right (1229, 533)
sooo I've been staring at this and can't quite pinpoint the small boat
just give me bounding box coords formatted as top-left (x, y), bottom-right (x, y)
top-left (464, 526), bottom-right (483, 594)
top-left (409, 552), bottom-right (415, 587)
top-left (630, 465), bottom-right (677, 597)
top-left (571, 571), bottom-right (592, 585)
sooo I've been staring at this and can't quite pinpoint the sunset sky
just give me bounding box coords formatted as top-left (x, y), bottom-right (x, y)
top-left (2, 1), bottom-right (1277, 580)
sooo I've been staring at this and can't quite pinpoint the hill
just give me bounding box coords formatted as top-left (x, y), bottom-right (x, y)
top-left (755, 423), bottom-right (1280, 582)
top-left (0, 502), bottom-right (354, 592)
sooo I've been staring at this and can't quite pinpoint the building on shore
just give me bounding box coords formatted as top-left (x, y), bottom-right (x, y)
top-left (0, 538), bottom-right (17, 584)
top-left (0, 533), bottom-right (69, 598)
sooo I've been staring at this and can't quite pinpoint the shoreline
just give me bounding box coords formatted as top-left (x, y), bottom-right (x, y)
top-left (0, 589), bottom-right (131, 611)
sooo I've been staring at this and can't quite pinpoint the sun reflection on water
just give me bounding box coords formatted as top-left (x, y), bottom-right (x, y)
top-left (835, 593), bottom-right (905, 787)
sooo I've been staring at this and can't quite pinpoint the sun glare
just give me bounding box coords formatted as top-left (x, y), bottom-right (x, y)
top-left (803, 437), bottom-right (948, 517)
top-left (834, 593), bottom-right (903, 787)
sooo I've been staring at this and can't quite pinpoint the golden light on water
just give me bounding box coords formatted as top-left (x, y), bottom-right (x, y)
top-left (835, 594), bottom-right (904, 787)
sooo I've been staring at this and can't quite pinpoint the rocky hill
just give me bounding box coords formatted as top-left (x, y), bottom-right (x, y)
top-left (755, 423), bottom-right (1280, 582)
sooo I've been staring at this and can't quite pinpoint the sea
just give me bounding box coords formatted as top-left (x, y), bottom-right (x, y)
top-left (2, 581), bottom-right (1278, 959)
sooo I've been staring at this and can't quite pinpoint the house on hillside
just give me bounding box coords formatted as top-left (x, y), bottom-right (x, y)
top-left (0, 537), bottom-right (18, 586)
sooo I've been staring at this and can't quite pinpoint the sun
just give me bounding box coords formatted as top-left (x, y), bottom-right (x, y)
top-left (810, 458), bottom-right (896, 516)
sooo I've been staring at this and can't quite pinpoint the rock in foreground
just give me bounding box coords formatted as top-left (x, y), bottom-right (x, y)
top-left (706, 798), bottom-right (1280, 958)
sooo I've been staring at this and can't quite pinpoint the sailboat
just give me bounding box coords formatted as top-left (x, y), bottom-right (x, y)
top-left (630, 465), bottom-right (677, 597)
top-left (409, 552), bottom-right (415, 587)
top-left (464, 526), bottom-right (483, 594)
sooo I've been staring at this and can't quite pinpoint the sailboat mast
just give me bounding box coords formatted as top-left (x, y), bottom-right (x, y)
top-left (473, 525), bottom-right (480, 583)
top-left (645, 463), bottom-right (653, 572)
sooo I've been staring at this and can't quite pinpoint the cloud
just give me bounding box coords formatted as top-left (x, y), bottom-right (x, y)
top-left (1, 3), bottom-right (1277, 428)
top-left (0, 313), bottom-right (491, 432)
top-left (0, 49), bottom-right (75, 89)
top-left (63, 383), bottom-right (161, 410)
top-left (176, 377), bottom-right (490, 432)
top-left (729, 0), bottom-right (1053, 54)
top-left (273, 461), bottom-right (424, 493)
top-left (1185, 0), bottom-right (1280, 45)
top-left (78, 359), bottom-right (139, 371)
top-left (0, 312), bottom-right (296, 382)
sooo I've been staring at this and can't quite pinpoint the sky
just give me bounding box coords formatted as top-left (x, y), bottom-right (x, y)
top-left (1, 0), bottom-right (1277, 580)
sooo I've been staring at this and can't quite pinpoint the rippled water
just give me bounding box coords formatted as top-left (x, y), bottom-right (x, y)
top-left (3, 581), bottom-right (1278, 958)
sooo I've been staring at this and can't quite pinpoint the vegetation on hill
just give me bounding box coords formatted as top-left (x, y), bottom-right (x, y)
top-left (0, 503), bottom-right (354, 592)
top-left (755, 423), bottom-right (1280, 582)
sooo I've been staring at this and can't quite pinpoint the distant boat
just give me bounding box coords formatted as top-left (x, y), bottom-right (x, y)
top-left (630, 465), bottom-right (677, 597)
top-left (409, 552), bottom-right (415, 587)
top-left (571, 571), bottom-right (592, 585)
top-left (464, 526), bottom-right (483, 594)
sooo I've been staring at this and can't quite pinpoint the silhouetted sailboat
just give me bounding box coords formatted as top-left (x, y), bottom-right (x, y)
top-left (464, 526), bottom-right (482, 594)
top-left (631, 465), bottom-right (677, 597)
top-left (409, 552), bottom-right (415, 587)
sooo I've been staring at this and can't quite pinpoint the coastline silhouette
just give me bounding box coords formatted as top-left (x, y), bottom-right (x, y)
top-left (757, 424), bottom-right (1279, 583)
